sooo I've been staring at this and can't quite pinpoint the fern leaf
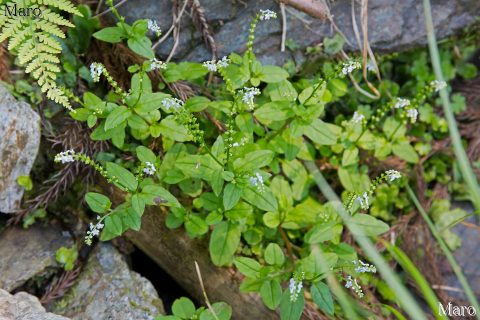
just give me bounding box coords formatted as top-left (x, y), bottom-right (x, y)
top-left (41, 9), bottom-right (75, 27)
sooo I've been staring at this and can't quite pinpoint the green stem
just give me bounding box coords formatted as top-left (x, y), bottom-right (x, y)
top-left (406, 185), bottom-right (480, 318)
top-left (423, 0), bottom-right (480, 211)
top-left (304, 161), bottom-right (427, 320)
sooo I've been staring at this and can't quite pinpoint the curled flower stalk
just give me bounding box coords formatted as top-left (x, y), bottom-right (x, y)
top-left (345, 275), bottom-right (364, 298)
top-left (89, 62), bottom-right (128, 101)
top-left (246, 9), bottom-right (277, 57)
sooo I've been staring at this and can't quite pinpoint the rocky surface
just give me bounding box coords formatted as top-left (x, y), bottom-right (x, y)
top-left (53, 243), bottom-right (164, 320)
top-left (115, 0), bottom-right (480, 65)
top-left (0, 85), bottom-right (41, 213)
top-left (0, 289), bottom-right (70, 320)
top-left (0, 225), bottom-right (72, 292)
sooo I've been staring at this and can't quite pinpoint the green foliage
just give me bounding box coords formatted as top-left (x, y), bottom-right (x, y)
top-left (155, 297), bottom-right (232, 320)
top-left (16, 175), bottom-right (33, 191)
top-left (55, 246), bottom-right (78, 271)
top-left (0, 0), bottom-right (81, 109)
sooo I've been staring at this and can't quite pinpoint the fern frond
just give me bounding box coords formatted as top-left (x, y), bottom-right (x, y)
top-left (0, 0), bottom-right (81, 110)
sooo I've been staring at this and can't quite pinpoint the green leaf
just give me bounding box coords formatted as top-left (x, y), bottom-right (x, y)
top-left (259, 65), bottom-right (289, 83)
top-left (209, 221), bottom-right (241, 266)
top-left (199, 302), bottom-right (232, 320)
top-left (280, 289), bottom-right (304, 320)
top-left (264, 243), bottom-right (285, 266)
top-left (304, 119), bottom-right (339, 145)
top-left (234, 257), bottom-right (262, 278)
top-left (93, 26), bottom-right (124, 43)
top-left (104, 105), bottom-right (131, 130)
top-left (131, 194), bottom-right (145, 215)
top-left (159, 117), bottom-right (190, 141)
top-left (141, 185), bottom-right (181, 207)
top-left (223, 183), bottom-right (242, 210)
top-left (350, 214), bottom-right (389, 236)
top-left (342, 147), bottom-right (359, 166)
top-left (254, 101), bottom-right (292, 124)
top-left (127, 37), bottom-right (154, 59)
top-left (242, 187), bottom-right (278, 212)
top-left (260, 280), bottom-right (282, 310)
top-left (106, 162), bottom-right (138, 192)
top-left (304, 222), bottom-right (342, 244)
top-left (172, 297), bottom-right (196, 319)
top-left (101, 206), bottom-right (142, 240)
top-left (55, 246), bottom-right (78, 271)
top-left (311, 282), bottom-right (334, 315)
top-left (16, 175), bottom-right (33, 191)
top-left (185, 215), bottom-right (208, 236)
top-left (233, 150), bottom-right (274, 172)
top-left (85, 192), bottom-right (111, 213)
top-left (134, 92), bottom-right (170, 113)
top-left (392, 141), bottom-right (419, 163)
top-left (136, 146), bottom-right (157, 164)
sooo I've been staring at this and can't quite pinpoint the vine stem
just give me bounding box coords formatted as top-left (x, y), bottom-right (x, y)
top-left (423, 0), bottom-right (480, 210)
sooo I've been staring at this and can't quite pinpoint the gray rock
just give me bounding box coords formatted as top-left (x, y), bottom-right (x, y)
top-left (0, 289), bottom-right (70, 320)
top-left (115, 0), bottom-right (480, 65)
top-left (0, 85), bottom-right (41, 213)
top-left (0, 225), bottom-right (72, 291)
top-left (53, 243), bottom-right (164, 320)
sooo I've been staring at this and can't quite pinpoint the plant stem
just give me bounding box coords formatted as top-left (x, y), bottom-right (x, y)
top-left (406, 185), bottom-right (480, 318)
top-left (423, 0), bottom-right (480, 211)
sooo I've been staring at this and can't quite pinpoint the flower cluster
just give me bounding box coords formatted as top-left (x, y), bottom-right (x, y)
top-left (352, 111), bottom-right (365, 124)
top-left (143, 162), bottom-right (156, 175)
top-left (431, 80), bottom-right (447, 92)
top-left (353, 260), bottom-right (377, 274)
top-left (148, 19), bottom-right (162, 36)
top-left (356, 192), bottom-right (370, 210)
top-left (394, 98), bottom-right (410, 109)
top-left (149, 58), bottom-right (167, 71)
top-left (241, 87), bottom-right (261, 110)
top-left (54, 149), bottom-right (76, 164)
top-left (249, 172), bottom-right (265, 192)
top-left (406, 108), bottom-right (418, 123)
top-left (90, 63), bottom-right (104, 82)
top-left (345, 275), bottom-right (364, 298)
top-left (162, 97), bottom-right (184, 112)
top-left (289, 272), bottom-right (304, 302)
top-left (341, 61), bottom-right (361, 76)
top-left (260, 9), bottom-right (277, 20)
top-left (85, 216), bottom-right (105, 245)
top-left (231, 137), bottom-right (248, 148)
top-left (385, 170), bottom-right (401, 182)
top-left (202, 56), bottom-right (230, 72)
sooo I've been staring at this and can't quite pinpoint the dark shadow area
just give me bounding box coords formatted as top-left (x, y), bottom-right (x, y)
top-left (129, 246), bottom-right (195, 314)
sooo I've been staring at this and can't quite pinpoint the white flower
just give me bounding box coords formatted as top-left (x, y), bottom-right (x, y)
top-left (249, 172), bottom-right (265, 192)
top-left (356, 192), bottom-right (370, 210)
top-left (407, 108), bottom-right (418, 122)
top-left (431, 80), bottom-right (446, 92)
top-left (162, 97), bottom-right (184, 112)
top-left (149, 58), bottom-right (167, 71)
top-left (54, 150), bottom-right (75, 164)
top-left (216, 56), bottom-right (230, 68)
top-left (90, 63), bottom-right (104, 82)
top-left (385, 170), bottom-right (401, 182)
top-left (241, 87), bottom-right (261, 110)
top-left (202, 56), bottom-right (230, 72)
top-left (394, 97), bottom-right (410, 109)
top-left (289, 272), bottom-right (304, 302)
top-left (352, 111), bottom-right (365, 124)
top-left (345, 276), bottom-right (364, 298)
top-left (353, 260), bottom-right (376, 273)
top-left (341, 61), bottom-right (361, 75)
top-left (148, 19), bottom-right (161, 36)
top-left (367, 60), bottom-right (375, 72)
top-left (85, 220), bottom-right (105, 245)
top-left (231, 137), bottom-right (247, 148)
top-left (143, 162), bottom-right (156, 175)
top-left (260, 9), bottom-right (277, 20)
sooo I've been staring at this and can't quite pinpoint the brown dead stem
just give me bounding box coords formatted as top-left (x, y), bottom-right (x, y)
top-left (0, 43), bottom-right (11, 83)
top-left (189, 0), bottom-right (217, 59)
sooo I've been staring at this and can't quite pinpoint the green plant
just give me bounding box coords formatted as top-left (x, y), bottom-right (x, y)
top-left (0, 0), bottom-right (81, 109)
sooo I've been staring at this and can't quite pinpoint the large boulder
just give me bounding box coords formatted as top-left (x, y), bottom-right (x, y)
top-left (0, 225), bottom-right (72, 292)
top-left (0, 85), bottom-right (41, 213)
top-left (116, 0), bottom-right (480, 65)
top-left (0, 289), bottom-right (70, 320)
top-left (53, 243), bottom-right (164, 320)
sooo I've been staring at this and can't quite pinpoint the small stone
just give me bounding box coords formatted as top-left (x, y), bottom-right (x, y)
top-left (0, 85), bottom-right (41, 213)
top-left (53, 243), bottom-right (164, 320)
top-left (0, 225), bottom-right (72, 291)
top-left (0, 289), bottom-right (70, 320)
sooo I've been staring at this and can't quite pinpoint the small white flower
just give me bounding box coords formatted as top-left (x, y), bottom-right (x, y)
top-left (54, 150), bottom-right (75, 164)
top-left (431, 80), bottom-right (446, 92)
top-left (289, 272), bottom-right (304, 302)
top-left (143, 162), bottom-right (156, 175)
top-left (385, 170), bottom-right (401, 182)
top-left (85, 219), bottom-right (105, 245)
top-left (352, 111), bottom-right (365, 124)
top-left (249, 172), bottom-right (265, 192)
top-left (356, 192), bottom-right (370, 210)
top-left (216, 56), bottom-right (230, 68)
top-left (90, 63), bottom-right (104, 82)
top-left (241, 87), bottom-right (261, 110)
top-left (260, 9), bottom-right (277, 20)
top-left (148, 19), bottom-right (162, 36)
top-left (366, 60), bottom-right (375, 72)
top-left (345, 276), bottom-right (364, 298)
top-left (161, 97), bottom-right (184, 112)
top-left (203, 60), bottom-right (217, 72)
top-left (394, 97), bottom-right (410, 109)
top-left (341, 61), bottom-right (361, 75)
top-left (406, 108), bottom-right (418, 122)
top-left (353, 260), bottom-right (376, 273)
top-left (149, 58), bottom-right (167, 71)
